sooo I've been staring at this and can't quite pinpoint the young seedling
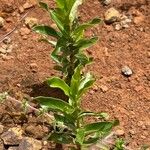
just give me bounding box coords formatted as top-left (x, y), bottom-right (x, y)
top-left (35, 66), bottom-right (118, 149)
top-left (33, 0), bottom-right (101, 84)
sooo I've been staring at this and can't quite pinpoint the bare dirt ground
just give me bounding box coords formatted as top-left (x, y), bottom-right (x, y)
top-left (0, 0), bottom-right (150, 149)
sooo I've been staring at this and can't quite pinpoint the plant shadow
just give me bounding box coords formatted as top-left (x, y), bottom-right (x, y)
top-left (29, 81), bottom-right (68, 101)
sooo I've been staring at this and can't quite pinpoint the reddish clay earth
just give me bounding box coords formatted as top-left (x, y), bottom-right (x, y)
top-left (0, 0), bottom-right (150, 149)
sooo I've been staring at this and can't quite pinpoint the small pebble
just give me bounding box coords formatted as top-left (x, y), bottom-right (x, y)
top-left (104, 7), bottom-right (120, 24)
top-left (0, 124), bottom-right (4, 134)
top-left (0, 47), bottom-right (7, 54)
top-left (115, 24), bottom-right (122, 30)
top-left (20, 27), bottom-right (31, 36)
top-left (30, 63), bottom-right (38, 73)
top-left (115, 129), bottom-right (125, 136)
top-left (25, 17), bottom-right (38, 28)
top-left (121, 66), bottom-right (133, 77)
top-left (101, 0), bottom-right (111, 5)
top-left (0, 17), bottom-right (5, 27)
top-left (100, 85), bottom-right (108, 92)
top-left (3, 37), bottom-right (11, 44)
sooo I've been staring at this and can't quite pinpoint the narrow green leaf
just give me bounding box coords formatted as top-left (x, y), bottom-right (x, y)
top-left (50, 10), bottom-right (64, 31)
top-left (84, 122), bottom-right (114, 135)
top-left (72, 18), bottom-right (101, 41)
top-left (47, 77), bottom-right (70, 96)
top-left (34, 96), bottom-right (74, 113)
top-left (70, 65), bottom-right (82, 103)
top-left (39, 2), bottom-right (49, 11)
top-left (69, 0), bottom-right (83, 24)
top-left (76, 128), bottom-right (85, 145)
top-left (33, 25), bottom-right (60, 38)
top-left (49, 132), bottom-right (73, 144)
top-left (38, 38), bottom-right (56, 46)
top-left (78, 73), bottom-right (95, 97)
top-left (78, 112), bottom-right (109, 120)
top-left (76, 37), bottom-right (98, 50)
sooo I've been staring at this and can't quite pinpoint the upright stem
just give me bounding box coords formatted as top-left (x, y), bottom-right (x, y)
top-left (66, 51), bottom-right (76, 85)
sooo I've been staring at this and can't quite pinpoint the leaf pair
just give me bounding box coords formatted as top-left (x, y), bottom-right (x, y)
top-left (35, 65), bottom-right (94, 109)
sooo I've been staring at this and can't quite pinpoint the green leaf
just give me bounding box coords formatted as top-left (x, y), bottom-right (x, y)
top-left (33, 25), bottom-right (60, 38)
top-left (34, 96), bottom-right (74, 113)
top-left (69, 0), bottom-right (83, 24)
top-left (56, 0), bottom-right (65, 9)
top-left (78, 73), bottom-right (95, 97)
top-left (76, 128), bottom-right (85, 145)
top-left (83, 122), bottom-right (114, 135)
top-left (49, 132), bottom-right (73, 144)
top-left (38, 38), bottom-right (56, 46)
top-left (72, 18), bottom-right (101, 41)
top-left (76, 37), bottom-right (98, 50)
top-left (83, 137), bottom-right (99, 145)
top-left (54, 113), bottom-right (75, 128)
top-left (39, 2), bottom-right (49, 11)
top-left (50, 10), bottom-right (64, 31)
top-left (47, 77), bottom-right (70, 96)
top-left (75, 53), bottom-right (93, 66)
top-left (78, 112), bottom-right (109, 120)
top-left (70, 65), bottom-right (82, 104)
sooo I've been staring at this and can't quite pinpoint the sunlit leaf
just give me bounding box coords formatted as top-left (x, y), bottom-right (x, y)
top-left (34, 96), bottom-right (74, 113)
top-left (76, 128), bottom-right (85, 145)
top-left (76, 37), bottom-right (98, 50)
top-left (69, 0), bottom-right (83, 24)
top-left (33, 25), bottom-right (60, 38)
top-left (47, 77), bottom-right (70, 96)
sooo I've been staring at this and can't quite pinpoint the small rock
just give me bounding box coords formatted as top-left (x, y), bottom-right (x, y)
top-left (23, 2), bottom-right (33, 9)
top-left (122, 24), bottom-right (129, 28)
top-left (8, 147), bottom-right (19, 150)
top-left (115, 24), bottom-right (122, 30)
top-left (104, 7), bottom-right (120, 24)
top-left (30, 63), bottom-right (38, 73)
top-left (133, 10), bottom-right (145, 24)
top-left (25, 125), bottom-right (49, 139)
top-left (121, 66), bottom-right (133, 77)
top-left (93, 85), bottom-right (99, 92)
top-left (129, 129), bottom-right (136, 135)
top-left (0, 124), bottom-right (4, 134)
top-left (3, 37), bottom-right (11, 44)
top-left (0, 47), bottom-right (7, 54)
top-left (22, 35), bottom-right (28, 40)
top-left (100, 85), bottom-right (108, 92)
top-left (101, 0), bottom-right (111, 5)
top-left (6, 45), bottom-right (13, 53)
top-left (0, 139), bottom-right (4, 150)
top-left (23, 0), bottom-right (36, 9)
top-left (19, 137), bottom-right (42, 150)
top-left (0, 17), bottom-right (5, 27)
top-left (134, 16), bottom-right (145, 24)
top-left (1, 127), bottom-right (23, 145)
top-left (20, 27), bottom-right (31, 36)
top-left (1, 54), bottom-right (14, 60)
top-left (140, 135), bottom-right (146, 139)
top-left (1, 0), bottom-right (15, 13)
top-left (115, 129), bottom-right (125, 136)
top-left (25, 17), bottom-right (38, 28)
top-left (18, 6), bottom-right (24, 13)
